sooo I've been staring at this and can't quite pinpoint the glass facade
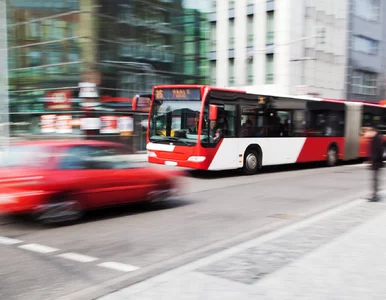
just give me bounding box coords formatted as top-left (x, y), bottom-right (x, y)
top-left (6, 0), bottom-right (209, 151)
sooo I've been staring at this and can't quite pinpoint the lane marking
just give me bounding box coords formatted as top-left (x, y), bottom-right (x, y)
top-left (98, 262), bottom-right (139, 272)
top-left (58, 252), bottom-right (99, 263)
top-left (0, 236), bottom-right (23, 245)
top-left (19, 243), bottom-right (59, 254)
top-left (346, 163), bottom-right (368, 168)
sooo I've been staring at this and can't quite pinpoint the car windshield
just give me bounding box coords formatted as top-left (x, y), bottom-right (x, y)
top-left (0, 145), bottom-right (52, 168)
top-left (149, 100), bottom-right (202, 146)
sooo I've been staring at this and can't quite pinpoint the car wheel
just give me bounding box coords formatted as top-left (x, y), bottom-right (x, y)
top-left (326, 146), bottom-right (338, 167)
top-left (243, 149), bottom-right (260, 175)
top-left (35, 198), bottom-right (83, 225)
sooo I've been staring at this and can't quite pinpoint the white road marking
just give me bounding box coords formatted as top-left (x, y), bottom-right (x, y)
top-left (98, 262), bottom-right (139, 272)
top-left (0, 236), bottom-right (23, 245)
top-left (58, 252), bottom-right (98, 263)
top-left (19, 243), bottom-right (59, 254)
top-left (347, 163), bottom-right (368, 168)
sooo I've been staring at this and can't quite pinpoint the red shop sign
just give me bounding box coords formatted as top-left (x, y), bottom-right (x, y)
top-left (46, 90), bottom-right (72, 110)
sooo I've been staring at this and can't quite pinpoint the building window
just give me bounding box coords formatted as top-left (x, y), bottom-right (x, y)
top-left (45, 20), bottom-right (66, 40)
top-left (47, 51), bottom-right (62, 74)
top-left (266, 11), bottom-right (274, 45)
top-left (68, 52), bottom-right (80, 73)
top-left (229, 19), bottom-right (234, 49)
top-left (28, 22), bottom-right (41, 38)
top-left (228, 59), bottom-right (234, 85)
top-left (67, 23), bottom-right (77, 38)
top-left (28, 50), bottom-right (41, 67)
top-left (265, 54), bottom-right (274, 84)
top-left (184, 59), bottom-right (195, 75)
top-left (354, 0), bottom-right (380, 21)
top-left (120, 72), bottom-right (136, 97)
top-left (42, 19), bottom-right (54, 40)
top-left (247, 59), bottom-right (253, 84)
top-left (119, 4), bottom-right (133, 21)
top-left (210, 23), bottom-right (216, 52)
top-left (353, 35), bottom-right (379, 55)
top-left (229, 0), bottom-right (235, 9)
top-left (352, 71), bottom-right (377, 95)
top-left (210, 61), bottom-right (216, 85)
top-left (185, 42), bottom-right (195, 55)
top-left (68, 0), bottom-right (78, 10)
top-left (247, 15), bottom-right (254, 48)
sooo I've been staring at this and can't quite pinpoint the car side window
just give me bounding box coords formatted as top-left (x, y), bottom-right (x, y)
top-left (87, 146), bottom-right (133, 170)
top-left (58, 146), bottom-right (91, 170)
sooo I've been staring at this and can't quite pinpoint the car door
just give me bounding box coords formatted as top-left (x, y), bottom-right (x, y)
top-left (55, 145), bottom-right (123, 209)
top-left (91, 145), bottom-right (154, 204)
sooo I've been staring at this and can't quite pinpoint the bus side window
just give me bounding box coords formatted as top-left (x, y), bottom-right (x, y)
top-left (240, 107), bottom-right (258, 137)
top-left (293, 110), bottom-right (306, 137)
top-left (276, 111), bottom-right (291, 137)
top-left (220, 104), bottom-right (236, 137)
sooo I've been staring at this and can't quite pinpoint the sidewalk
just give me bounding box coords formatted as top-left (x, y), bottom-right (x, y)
top-left (128, 153), bottom-right (148, 162)
top-left (101, 195), bottom-right (386, 300)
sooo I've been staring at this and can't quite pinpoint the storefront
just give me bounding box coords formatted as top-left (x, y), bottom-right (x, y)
top-left (9, 89), bottom-right (150, 152)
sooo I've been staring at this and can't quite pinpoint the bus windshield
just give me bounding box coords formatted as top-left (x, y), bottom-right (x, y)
top-left (149, 100), bottom-right (202, 146)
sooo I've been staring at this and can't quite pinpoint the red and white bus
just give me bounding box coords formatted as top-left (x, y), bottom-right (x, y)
top-left (133, 85), bottom-right (386, 174)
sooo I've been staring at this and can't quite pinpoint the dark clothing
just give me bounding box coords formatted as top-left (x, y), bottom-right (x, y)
top-left (370, 132), bottom-right (384, 170)
top-left (373, 168), bottom-right (380, 200)
top-left (210, 128), bottom-right (216, 137)
top-left (369, 132), bottom-right (384, 200)
top-left (188, 127), bottom-right (197, 134)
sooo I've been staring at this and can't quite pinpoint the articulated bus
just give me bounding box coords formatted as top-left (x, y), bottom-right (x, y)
top-left (133, 85), bottom-right (386, 174)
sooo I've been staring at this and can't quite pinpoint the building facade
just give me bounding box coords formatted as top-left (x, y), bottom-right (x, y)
top-left (209, 0), bottom-right (385, 102)
top-left (6, 0), bottom-right (210, 151)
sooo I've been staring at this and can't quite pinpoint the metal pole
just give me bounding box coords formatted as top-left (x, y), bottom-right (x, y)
top-left (0, 0), bottom-right (10, 156)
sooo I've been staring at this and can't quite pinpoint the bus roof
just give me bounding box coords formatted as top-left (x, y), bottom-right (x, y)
top-left (152, 84), bottom-right (385, 107)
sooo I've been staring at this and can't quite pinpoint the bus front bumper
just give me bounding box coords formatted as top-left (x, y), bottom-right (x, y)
top-left (148, 155), bottom-right (208, 170)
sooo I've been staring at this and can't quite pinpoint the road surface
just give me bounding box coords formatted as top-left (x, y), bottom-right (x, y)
top-left (0, 162), bottom-right (378, 300)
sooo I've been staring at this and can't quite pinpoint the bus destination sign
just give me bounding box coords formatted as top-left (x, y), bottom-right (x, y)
top-left (154, 88), bottom-right (201, 100)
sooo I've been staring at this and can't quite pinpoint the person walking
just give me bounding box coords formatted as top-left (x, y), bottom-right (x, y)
top-left (369, 125), bottom-right (384, 201)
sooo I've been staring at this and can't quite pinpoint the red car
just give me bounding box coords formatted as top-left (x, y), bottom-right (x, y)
top-left (0, 140), bottom-right (181, 223)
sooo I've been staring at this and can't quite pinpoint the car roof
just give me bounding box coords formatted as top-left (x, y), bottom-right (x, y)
top-left (11, 140), bottom-right (126, 148)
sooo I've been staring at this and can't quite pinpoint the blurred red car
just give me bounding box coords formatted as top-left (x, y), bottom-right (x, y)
top-left (0, 140), bottom-right (181, 223)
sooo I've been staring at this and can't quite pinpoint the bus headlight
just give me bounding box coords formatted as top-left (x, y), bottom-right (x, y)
top-left (187, 156), bottom-right (206, 162)
top-left (147, 151), bottom-right (157, 157)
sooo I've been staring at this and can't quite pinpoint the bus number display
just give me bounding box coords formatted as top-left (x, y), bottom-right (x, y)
top-left (154, 88), bottom-right (200, 100)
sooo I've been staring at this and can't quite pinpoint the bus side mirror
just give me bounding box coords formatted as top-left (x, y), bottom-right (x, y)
top-left (132, 95), bottom-right (139, 111)
top-left (209, 105), bottom-right (218, 121)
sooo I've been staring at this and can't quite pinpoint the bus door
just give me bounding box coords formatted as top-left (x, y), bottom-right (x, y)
top-left (264, 109), bottom-right (294, 165)
top-left (210, 103), bottom-right (238, 169)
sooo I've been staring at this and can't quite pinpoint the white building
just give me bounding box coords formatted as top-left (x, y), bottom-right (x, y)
top-left (209, 0), bottom-right (384, 101)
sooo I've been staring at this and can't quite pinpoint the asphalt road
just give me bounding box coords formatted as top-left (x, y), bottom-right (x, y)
top-left (0, 162), bottom-right (380, 300)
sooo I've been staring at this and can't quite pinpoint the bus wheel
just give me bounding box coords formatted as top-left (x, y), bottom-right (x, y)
top-left (326, 146), bottom-right (338, 167)
top-left (243, 150), bottom-right (259, 175)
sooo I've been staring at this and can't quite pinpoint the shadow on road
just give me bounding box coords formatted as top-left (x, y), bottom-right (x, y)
top-left (0, 199), bottom-right (193, 230)
top-left (186, 159), bottom-right (364, 179)
top-left (75, 198), bottom-right (193, 225)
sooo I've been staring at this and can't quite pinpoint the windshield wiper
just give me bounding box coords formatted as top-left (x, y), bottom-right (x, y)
top-left (164, 137), bottom-right (192, 146)
top-left (151, 137), bottom-right (192, 146)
